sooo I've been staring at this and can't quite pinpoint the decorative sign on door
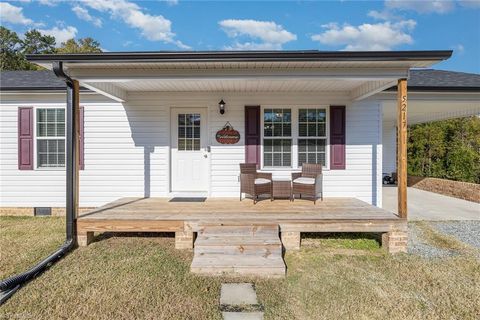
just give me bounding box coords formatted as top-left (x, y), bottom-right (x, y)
top-left (215, 122), bottom-right (240, 144)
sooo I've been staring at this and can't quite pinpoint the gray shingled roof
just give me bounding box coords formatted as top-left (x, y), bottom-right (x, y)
top-left (1, 69), bottom-right (479, 91)
top-left (0, 70), bottom-right (67, 90)
top-left (407, 69), bottom-right (480, 90)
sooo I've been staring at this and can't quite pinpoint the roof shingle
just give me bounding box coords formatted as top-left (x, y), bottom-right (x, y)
top-left (0, 70), bottom-right (66, 90)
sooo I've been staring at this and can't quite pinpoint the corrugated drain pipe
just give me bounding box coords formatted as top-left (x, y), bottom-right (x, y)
top-left (0, 61), bottom-right (77, 304)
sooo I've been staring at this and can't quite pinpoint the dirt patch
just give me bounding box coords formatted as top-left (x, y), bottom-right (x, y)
top-left (408, 176), bottom-right (480, 203)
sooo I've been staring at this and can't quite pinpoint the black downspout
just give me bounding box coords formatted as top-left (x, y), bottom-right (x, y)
top-left (55, 61), bottom-right (79, 244)
top-left (0, 61), bottom-right (78, 304)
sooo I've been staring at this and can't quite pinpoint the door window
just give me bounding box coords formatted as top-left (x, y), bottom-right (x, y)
top-left (178, 113), bottom-right (201, 151)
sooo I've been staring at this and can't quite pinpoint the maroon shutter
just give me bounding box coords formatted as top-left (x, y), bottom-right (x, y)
top-left (330, 106), bottom-right (346, 170)
top-left (79, 106), bottom-right (84, 170)
top-left (245, 106), bottom-right (261, 168)
top-left (18, 107), bottom-right (34, 170)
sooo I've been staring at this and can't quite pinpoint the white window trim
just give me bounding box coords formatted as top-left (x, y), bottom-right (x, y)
top-left (34, 105), bottom-right (66, 171)
top-left (262, 107), bottom-right (293, 169)
top-left (260, 105), bottom-right (330, 171)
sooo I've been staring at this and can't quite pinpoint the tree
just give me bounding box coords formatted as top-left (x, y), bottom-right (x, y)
top-left (56, 38), bottom-right (102, 54)
top-left (0, 26), bottom-right (103, 71)
top-left (408, 116), bottom-right (480, 183)
top-left (0, 26), bottom-right (27, 70)
top-left (21, 29), bottom-right (56, 55)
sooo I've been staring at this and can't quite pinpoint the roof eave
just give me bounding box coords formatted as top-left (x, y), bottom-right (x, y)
top-left (386, 86), bottom-right (480, 92)
top-left (0, 87), bottom-right (90, 92)
top-left (26, 50), bottom-right (453, 64)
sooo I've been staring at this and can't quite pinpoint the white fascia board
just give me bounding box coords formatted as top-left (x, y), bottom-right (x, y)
top-left (68, 67), bottom-right (409, 82)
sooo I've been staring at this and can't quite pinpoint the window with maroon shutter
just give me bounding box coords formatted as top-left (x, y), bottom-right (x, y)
top-left (297, 108), bottom-right (327, 166)
top-left (244, 106), bottom-right (260, 168)
top-left (263, 108), bottom-right (292, 167)
top-left (36, 108), bottom-right (65, 168)
top-left (330, 105), bottom-right (346, 170)
top-left (18, 107), bottom-right (34, 170)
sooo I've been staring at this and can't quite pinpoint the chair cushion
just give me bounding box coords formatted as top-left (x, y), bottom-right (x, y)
top-left (293, 177), bottom-right (315, 185)
top-left (254, 178), bottom-right (271, 185)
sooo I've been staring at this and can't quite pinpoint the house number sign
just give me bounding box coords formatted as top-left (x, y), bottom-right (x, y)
top-left (216, 122), bottom-right (240, 144)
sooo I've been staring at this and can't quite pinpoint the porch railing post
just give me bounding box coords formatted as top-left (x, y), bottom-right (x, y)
top-left (66, 79), bottom-right (80, 242)
top-left (397, 78), bottom-right (408, 219)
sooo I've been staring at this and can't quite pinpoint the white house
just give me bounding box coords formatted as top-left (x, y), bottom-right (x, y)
top-left (2, 50), bottom-right (480, 276)
top-left (1, 51), bottom-right (479, 213)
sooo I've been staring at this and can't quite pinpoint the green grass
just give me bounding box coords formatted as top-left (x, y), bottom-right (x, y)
top-left (302, 232), bottom-right (381, 251)
top-left (0, 216), bottom-right (65, 279)
top-left (1, 217), bottom-right (479, 319)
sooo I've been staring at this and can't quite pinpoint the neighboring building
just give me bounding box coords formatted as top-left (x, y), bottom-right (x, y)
top-left (0, 51), bottom-right (479, 212)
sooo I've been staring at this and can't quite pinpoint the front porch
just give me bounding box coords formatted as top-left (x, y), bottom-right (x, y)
top-left (27, 51), bottom-right (447, 277)
top-left (77, 197), bottom-right (407, 253)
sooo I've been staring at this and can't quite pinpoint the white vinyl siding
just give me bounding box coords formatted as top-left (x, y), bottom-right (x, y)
top-left (0, 92), bottom-right (383, 207)
top-left (382, 121), bottom-right (397, 175)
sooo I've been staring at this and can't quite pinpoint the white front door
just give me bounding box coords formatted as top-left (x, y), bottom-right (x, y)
top-left (171, 108), bottom-right (209, 192)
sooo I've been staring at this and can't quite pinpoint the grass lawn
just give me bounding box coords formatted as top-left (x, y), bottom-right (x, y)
top-left (1, 217), bottom-right (479, 320)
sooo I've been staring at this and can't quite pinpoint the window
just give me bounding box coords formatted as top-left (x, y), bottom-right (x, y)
top-left (298, 108), bottom-right (327, 166)
top-left (178, 113), bottom-right (201, 151)
top-left (36, 108), bottom-right (65, 168)
top-left (263, 108), bottom-right (292, 167)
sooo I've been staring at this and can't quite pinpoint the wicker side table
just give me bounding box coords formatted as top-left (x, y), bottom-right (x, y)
top-left (272, 179), bottom-right (292, 201)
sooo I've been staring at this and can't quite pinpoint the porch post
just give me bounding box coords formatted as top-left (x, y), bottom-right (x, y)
top-left (397, 79), bottom-right (408, 219)
top-left (66, 79), bottom-right (80, 243)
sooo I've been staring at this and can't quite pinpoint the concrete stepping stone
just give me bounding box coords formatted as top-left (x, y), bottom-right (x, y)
top-left (221, 283), bottom-right (258, 305)
top-left (222, 312), bottom-right (264, 320)
top-left (220, 283), bottom-right (264, 320)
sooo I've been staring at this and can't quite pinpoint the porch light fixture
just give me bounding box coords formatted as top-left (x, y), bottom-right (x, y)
top-left (218, 99), bottom-right (226, 115)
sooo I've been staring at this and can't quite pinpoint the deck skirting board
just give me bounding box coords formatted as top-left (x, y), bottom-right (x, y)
top-left (77, 219), bottom-right (184, 233)
top-left (278, 219), bottom-right (407, 232)
top-left (76, 197), bottom-right (406, 244)
top-left (77, 218), bottom-right (406, 234)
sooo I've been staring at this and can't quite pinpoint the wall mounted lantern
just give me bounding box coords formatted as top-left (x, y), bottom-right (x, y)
top-left (218, 99), bottom-right (226, 115)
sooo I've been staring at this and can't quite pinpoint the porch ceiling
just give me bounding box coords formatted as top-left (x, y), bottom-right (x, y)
top-left (80, 78), bottom-right (396, 102)
top-left (111, 78), bottom-right (365, 92)
top-left (26, 50), bottom-right (453, 102)
top-left (382, 93), bottom-right (480, 125)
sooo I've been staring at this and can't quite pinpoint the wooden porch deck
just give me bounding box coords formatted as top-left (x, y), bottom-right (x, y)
top-left (77, 197), bottom-right (406, 245)
top-left (77, 197), bottom-right (408, 275)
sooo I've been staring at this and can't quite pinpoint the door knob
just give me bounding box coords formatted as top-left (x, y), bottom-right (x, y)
top-left (204, 154), bottom-right (208, 158)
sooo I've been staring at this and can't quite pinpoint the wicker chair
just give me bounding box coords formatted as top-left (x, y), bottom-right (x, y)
top-left (292, 163), bottom-right (323, 204)
top-left (239, 163), bottom-right (272, 204)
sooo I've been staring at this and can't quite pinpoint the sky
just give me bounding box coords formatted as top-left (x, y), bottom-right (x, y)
top-left (1, 0), bottom-right (479, 73)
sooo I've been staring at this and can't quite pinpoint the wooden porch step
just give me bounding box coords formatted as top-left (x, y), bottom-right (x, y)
top-left (195, 235), bottom-right (282, 255)
top-left (191, 224), bottom-right (285, 277)
top-left (190, 253), bottom-right (285, 278)
top-left (197, 224), bottom-right (279, 237)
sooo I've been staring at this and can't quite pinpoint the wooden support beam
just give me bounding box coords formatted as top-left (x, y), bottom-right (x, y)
top-left (78, 231), bottom-right (94, 247)
top-left (74, 80), bottom-right (80, 212)
top-left (281, 231), bottom-right (301, 251)
top-left (175, 231), bottom-right (194, 249)
top-left (66, 79), bottom-right (80, 244)
top-left (397, 79), bottom-right (408, 218)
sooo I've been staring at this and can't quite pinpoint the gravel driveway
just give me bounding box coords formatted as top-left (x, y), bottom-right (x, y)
top-left (408, 221), bottom-right (480, 258)
top-left (430, 221), bottom-right (480, 249)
